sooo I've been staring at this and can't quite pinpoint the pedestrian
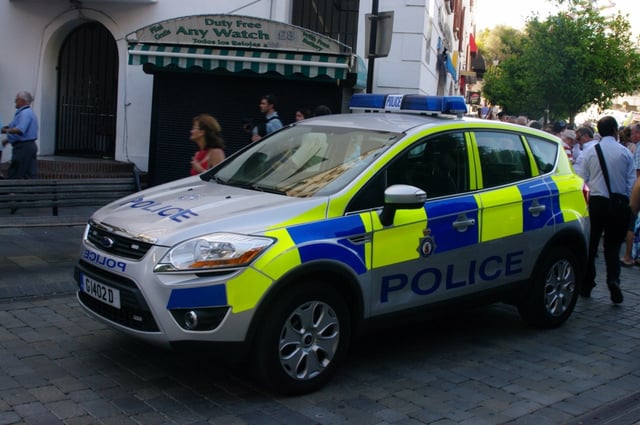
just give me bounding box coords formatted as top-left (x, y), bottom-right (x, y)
top-left (479, 102), bottom-right (491, 119)
top-left (631, 178), bottom-right (640, 262)
top-left (528, 120), bottom-right (542, 130)
top-left (576, 115), bottom-right (636, 304)
top-left (620, 123), bottom-right (640, 266)
top-left (552, 119), bottom-right (567, 135)
top-left (561, 129), bottom-right (578, 163)
top-left (632, 177), bottom-right (640, 216)
top-left (313, 105), bottom-right (332, 117)
top-left (241, 116), bottom-right (254, 144)
top-left (189, 114), bottom-right (225, 175)
top-left (1, 91), bottom-right (38, 179)
top-left (251, 94), bottom-right (283, 143)
top-left (551, 120), bottom-right (573, 162)
top-left (515, 115), bottom-right (528, 126)
top-left (295, 107), bottom-right (311, 122)
top-left (619, 125), bottom-right (634, 153)
top-left (572, 126), bottom-right (597, 176)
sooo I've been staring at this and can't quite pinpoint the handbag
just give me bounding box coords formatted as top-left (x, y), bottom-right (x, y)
top-left (594, 143), bottom-right (630, 216)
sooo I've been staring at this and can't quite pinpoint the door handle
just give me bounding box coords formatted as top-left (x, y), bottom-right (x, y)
top-left (528, 201), bottom-right (546, 217)
top-left (453, 215), bottom-right (476, 231)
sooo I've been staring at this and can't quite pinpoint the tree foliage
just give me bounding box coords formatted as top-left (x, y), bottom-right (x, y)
top-left (480, 0), bottom-right (640, 124)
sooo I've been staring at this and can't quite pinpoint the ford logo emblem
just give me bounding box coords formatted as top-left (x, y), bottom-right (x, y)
top-left (100, 236), bottom-right (115, 249)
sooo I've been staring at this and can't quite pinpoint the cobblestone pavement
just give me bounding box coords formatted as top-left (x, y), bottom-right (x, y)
top-left (1, 225), bottom-right (640, 424)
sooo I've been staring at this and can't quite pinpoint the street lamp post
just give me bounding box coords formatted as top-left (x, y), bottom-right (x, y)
top-left (366, 0), bottom-right (379, 93)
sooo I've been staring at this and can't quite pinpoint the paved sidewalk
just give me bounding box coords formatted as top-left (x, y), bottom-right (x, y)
top-left (0, 205), bottom-right (96, 228)
top-left (1, 223), bottom-right (640, 424)
top-left (0, 224), bottom-right (86, 300)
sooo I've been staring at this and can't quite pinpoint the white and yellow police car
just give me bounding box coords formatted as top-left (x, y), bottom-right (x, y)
top-left (75, 94), bottom-right (589, 395)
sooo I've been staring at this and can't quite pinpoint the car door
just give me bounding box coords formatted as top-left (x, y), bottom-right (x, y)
top-left (470, 130), bottom-right (553, 285)
top-left (349, 131), bottom-right (485, 316)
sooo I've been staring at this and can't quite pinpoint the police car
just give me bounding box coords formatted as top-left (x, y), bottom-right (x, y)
top-left (75, 94), bottom-right (589, 395)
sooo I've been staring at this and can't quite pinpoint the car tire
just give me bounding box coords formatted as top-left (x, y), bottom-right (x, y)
top-left (517, 246), bottom-right (579, 328)
top-left (252, 281), bottom-right (351, 395)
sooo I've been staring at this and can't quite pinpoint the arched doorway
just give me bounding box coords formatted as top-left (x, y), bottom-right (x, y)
top-left (56, 22), bottom-right (118, 158)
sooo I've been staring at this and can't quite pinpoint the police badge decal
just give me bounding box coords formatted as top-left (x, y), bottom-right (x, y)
top-left (418, 228), bottom-right (436, 257)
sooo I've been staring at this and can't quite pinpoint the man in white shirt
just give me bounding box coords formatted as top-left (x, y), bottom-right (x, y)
top-left (576, 116), bottom-right (635, 303)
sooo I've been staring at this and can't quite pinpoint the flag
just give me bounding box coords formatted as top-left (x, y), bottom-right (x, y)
top-left (469, 33), bottom-right (478, 54)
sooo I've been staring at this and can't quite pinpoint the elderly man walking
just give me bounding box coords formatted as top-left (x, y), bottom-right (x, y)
top-left (1, 90), bottom-right (39, 179)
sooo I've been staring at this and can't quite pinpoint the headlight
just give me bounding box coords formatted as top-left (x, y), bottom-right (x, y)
top-left (154, 233), bottom-right (274, 272)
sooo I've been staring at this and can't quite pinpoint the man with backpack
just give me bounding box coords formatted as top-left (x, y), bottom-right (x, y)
top-left (251, 93), bottom-right (283, 143)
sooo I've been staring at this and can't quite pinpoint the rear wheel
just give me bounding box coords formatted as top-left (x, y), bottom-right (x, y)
top-left (252, 281), bottom-right (350, 395)
top-left (518, 246), bottom-right (578, 328)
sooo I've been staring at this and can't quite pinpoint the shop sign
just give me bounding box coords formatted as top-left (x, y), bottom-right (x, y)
top-left (126, 14), bottom-right (351, 54)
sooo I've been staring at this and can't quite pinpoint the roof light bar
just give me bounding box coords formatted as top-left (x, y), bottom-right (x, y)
top-left (349, 93), bottom-right (387, 110)
top-left (349, 93), bottom-right (467, 116)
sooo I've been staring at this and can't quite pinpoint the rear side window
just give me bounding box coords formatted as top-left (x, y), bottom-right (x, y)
top-left (475, 131), bottom-right (532, 188)
top-left (526, 135), bottom-right (558, 174)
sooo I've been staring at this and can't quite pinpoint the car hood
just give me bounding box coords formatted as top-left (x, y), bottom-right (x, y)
top-left (90, 175), bottom-right (328, 246)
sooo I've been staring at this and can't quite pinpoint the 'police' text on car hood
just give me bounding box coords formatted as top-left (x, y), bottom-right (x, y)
top-left (90, 175), bottom-right (327, 246)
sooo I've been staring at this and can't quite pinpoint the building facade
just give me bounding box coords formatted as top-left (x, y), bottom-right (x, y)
top-left (0, 0), bottom-right (475, 184)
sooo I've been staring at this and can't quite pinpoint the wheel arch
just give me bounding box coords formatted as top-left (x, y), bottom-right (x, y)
top-left (516, 227), bottom-right (585, 328)
top-left (246, 260), bottom-right (365, 346)
top-left (533, 227), bottom-right (588, 283)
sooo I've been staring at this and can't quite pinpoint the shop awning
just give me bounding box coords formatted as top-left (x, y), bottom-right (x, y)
top-left (128, 43), bottom-right (351, 79)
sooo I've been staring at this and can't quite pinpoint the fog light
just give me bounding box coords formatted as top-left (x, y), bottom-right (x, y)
top-left (184, 311), bottom-right (198, 330)
top-left (170, 307), bottom-right (229, 331)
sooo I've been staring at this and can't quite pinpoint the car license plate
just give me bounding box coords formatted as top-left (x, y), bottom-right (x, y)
top-left (81, 274), bottom-right (121, 309)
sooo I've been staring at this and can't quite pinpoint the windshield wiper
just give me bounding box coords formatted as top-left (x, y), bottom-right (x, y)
top-left (209, 174), bottom-right (228, 185)
top-left (250, 184), bottom-right (286, 195)
top-left (221, 180), bottom-right (286, 195)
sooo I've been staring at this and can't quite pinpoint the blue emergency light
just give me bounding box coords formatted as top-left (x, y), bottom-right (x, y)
top-left (349, 93), bottom-right (467, 117)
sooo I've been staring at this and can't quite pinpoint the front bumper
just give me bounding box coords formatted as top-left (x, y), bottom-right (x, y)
top-left (75, 240), bottom-right (257, 346)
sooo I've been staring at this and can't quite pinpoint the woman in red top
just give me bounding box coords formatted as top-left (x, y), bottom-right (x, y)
top-left (190, 114), bottom-right (225, 175)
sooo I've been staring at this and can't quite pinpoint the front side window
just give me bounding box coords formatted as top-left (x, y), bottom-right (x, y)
top-left (388, 132), bottom-right (468, 197)
top-left (475, 131), bottom-right (532, 188)
top-left (347, 132), bottom-right (468, 212)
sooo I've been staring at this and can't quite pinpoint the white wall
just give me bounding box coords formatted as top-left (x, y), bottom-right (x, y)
top-left (357, 0), bottom-right (456, 96)
top-left (0, 0), bottom-right (286, 170)
top-left (0, 0), bottom-right (465, 170)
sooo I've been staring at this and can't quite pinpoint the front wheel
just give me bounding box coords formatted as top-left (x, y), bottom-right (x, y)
top-left (517, 246), bottom-right (579, 328)
top-left (252, 281), bottom-right (351, 395)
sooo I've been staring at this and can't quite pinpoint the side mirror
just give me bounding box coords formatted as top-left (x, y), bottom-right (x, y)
top-left (379, 184), bottom-right (427, 226)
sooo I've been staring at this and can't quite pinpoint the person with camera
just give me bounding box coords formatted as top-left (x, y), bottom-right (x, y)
top-left (250, 93), bottom-right (283, 143)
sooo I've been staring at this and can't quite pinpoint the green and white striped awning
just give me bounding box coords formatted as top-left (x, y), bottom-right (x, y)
top-left (128, 43), bottom-right (351, 79)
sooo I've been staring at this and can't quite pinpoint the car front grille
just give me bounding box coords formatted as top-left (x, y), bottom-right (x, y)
top-left (75, 260), bottom-right (159, 332)
top-left (86, 224), bottom-right (153, 260)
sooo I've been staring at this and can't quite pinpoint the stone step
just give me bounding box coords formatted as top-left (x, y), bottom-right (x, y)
top-left (1, 157), bottom-right (144, 180)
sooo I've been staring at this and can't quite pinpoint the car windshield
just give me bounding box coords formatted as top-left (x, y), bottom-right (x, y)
top-left (211, 124), bottom-right (401, 197)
